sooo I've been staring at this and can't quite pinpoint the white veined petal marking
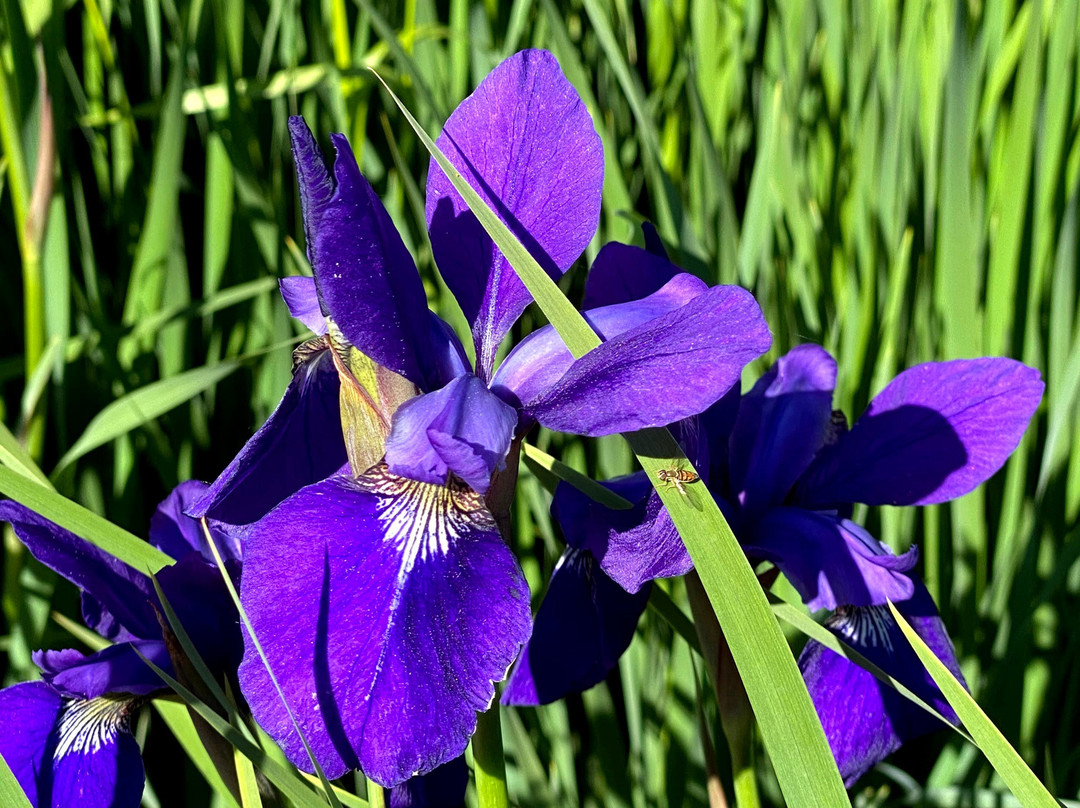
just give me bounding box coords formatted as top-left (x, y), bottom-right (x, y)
top-left (53, 695), bottom-right (136, 760)
top-left (829, 604), bottom-right (895, 654)
top-left (355, 463), bottom-right (497, 581)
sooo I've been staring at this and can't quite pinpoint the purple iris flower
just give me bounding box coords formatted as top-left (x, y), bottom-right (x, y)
top-left (0, 481), bottom-right (242, 808)
top-left (510, 243), bottom-right (1043, 783)
top-left (203, 50), bottom-right (770, 788)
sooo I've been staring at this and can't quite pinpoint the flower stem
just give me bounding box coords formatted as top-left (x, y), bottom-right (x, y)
top-left (472, 703), bottom-right (509, 808)
top-left (367, 780), bottom-right (386, 808)
top-left (732, 763), bottom-right (761, 808)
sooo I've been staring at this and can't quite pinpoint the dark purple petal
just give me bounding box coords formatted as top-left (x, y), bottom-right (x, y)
top-left (35, 641), bottom-right (171, 699)
top-left (312, 134), bottom-right (447, 390)
top-left (384, 374), bottom-right (518, 494)
top-left (289, 116), bottom-right (336, 261)
top-left (389, 756), bottom-right (468, 808)
top-left (280, 276), bottom-right (327, 335)
top-left (491, 274), bottom-right (708, 409)
top-left (0, 501), bottom-right (158, 641)
top-left (798, 587), bottom-right (964, 786)
top-left (747, 510), bottom-right (918, 611)
top-left (0, 681), bottom-right (62, 806)
top-left (800, 358), bottom-right (1044, 508)
top-left (150, 481), bottom-right (242, 564)
top-left (552, 477), bottom-right (691, 593)
top-left (523, 284), bottom-right (770, 436)
top-left (700, 385), bottom-right (742, 491)
top-left (189, 347), bottom-right (346, 526)
top-left (425, 49), bottom-right (604, 379)
top-left (729, 345), bottom-right (836, 515)
top-left (502, 549), bottom-right (650, 706)
top-left (238, 468), bottom-right (531, 786)
top-left (581, 242), bottom-right (679, 309)
top-left (51, 696), bottom-right (145, 808)
top-left (0, 682), bottom-right (145, 808)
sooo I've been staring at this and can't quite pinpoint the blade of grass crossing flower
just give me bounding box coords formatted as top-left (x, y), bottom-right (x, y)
top-left (143, 659), bottom-right (354, 808)
top-left (373, 72), bottom-right (603, 360)
top-left (201, 522), bottom-right (344, 808)
top-left (521, 442), bottom-right (633, 510)
top-left (153, 700), bottom-right (242, 808)
top-left (0, 749), bottom-right (34, 808)
top-left (54, 361), bottom-right (241, 474)
top-left (0, 464), bottom-right (173, 571)
top-left (888, 602), bottom-right (1063, 807)
top-left (236, 745), bottom-right (264, 808)
top-left (0, 418), bottom-right (52, 488)
top-left (385, 84), bottom-right (851, 807)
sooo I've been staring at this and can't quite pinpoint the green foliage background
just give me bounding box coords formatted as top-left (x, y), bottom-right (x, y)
top-left (2, 0), bottom-right (1079, 805)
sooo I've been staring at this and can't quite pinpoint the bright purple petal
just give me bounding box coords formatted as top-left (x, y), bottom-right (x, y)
top-left (747, 510), bottom-right (918, 611)
top-left (523, 284), bottom-right (770, 436)
top-left (799, 587), bottom-right (964, 786)
top-left (0, 682), bottom-right (144, 808)
top-left (581, 242), bottom-right (679, 309)
top-left (149, 481), bottom-right (242, 564)
top-left (425, 49), bottom-right (603, 379)
top-left (189, 346), bottom-right (346, 526)
top-left (384, 374), bottom-right (517, 494)
top-left (0, 501), bottom-right (158, 641)
top-left (238, 468), bottom-right (531, 786)
top-left (729, 345), bottom-right (836, 515)
top-left (389, 756), bottom-right (468, 808)
top-left (35, 641), bottom-right (170, 699)
top-left (492, 274), bottom-right (708, 409)
top-left (0, 681), bottom-right (62, 805)
top-left (502, 549), bottom-right (650, 706)
top-left (280, 276), bottom-right (327, 335)
top-left (800, 358), bottom-right (1044, 508)
top-left (311, 134), bottom-right (447, 390)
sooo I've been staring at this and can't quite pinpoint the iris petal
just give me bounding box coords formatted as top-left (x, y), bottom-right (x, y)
top-left (581, 241), bottom-right (679, 309)
top-left (426, 49), bottom-right (604, 379)
top-left (502, 548), bottom-right (650, 706)
top-left (238, 468), bottom-right (531, 785)
top-left (800, 358), bottom-right (1043, 507)
top-left (388, 756), bottom-right (468, 808)
top-left (149, 480), bottom-right (241, 564)
top-left (279, 276), bottom-right (327, 335)
top-left (798, 586), bottom-right (963, 786)
top-left (34, 642), bottom-right (170, 699)
top-left (746, 510), bottom-right (918, 611)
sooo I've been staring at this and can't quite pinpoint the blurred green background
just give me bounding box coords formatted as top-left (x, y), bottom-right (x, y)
top-left (2, 0), bottom-right (1079, 805)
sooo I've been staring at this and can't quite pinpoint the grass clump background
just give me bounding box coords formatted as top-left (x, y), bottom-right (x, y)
top-left (2, 0), bottom-right (1080, 805)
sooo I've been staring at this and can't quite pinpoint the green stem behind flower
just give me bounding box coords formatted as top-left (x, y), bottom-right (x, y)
top-left (472, 703), bottom-right (509, 808)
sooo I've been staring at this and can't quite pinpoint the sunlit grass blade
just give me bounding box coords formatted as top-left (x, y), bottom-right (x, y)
top-left (0, 464), bottom-right (172, 572)
top-left (382, 78), bottom-right (851, 807)
top-left (0, 418), bottom-right (52, 488)
top-left (153, 700), bottom-right (243, 808)
top-left (0, 749), bottom-right (33, 808)
top-left (889, 601), bottom-right (1063, 807)
top-left (53, 361), bottom-right (241, 474)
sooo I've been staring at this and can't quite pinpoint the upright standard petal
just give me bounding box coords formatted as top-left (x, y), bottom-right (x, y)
top-left (279, 276), bottom-right (328, 335)
top-left (384, 374), bottom-right (518, 494)
top-left (581, 242), bottom-right (679, 309)
top-left (426, 49), bottom-right (604, 378)
top-left (502, 548), bottom-right (650, 706)
top-left (289, 117), bottom-right (336, 260)
top-left (746, 510), bottom-right (918, 611)
top-left (523, 284), bottom-right (770, 436)
top-left (0, 502), bottom-right (159, 642)
top-left (800, 358), bottom-right (1044, 507)
top-left (798, 587), bottom-right (964, 785)
top-left (149, 480), bottom-right (242, 564)
top-left (0, 682), bottom-right (145, 808)
top-left (238, 468), bottom-right (531, 786)
top-left (312, 135), bottom-right (445, 390)
top-left (728, 344), bottom-right (836, 516)
top-left (189, 346), bottom-right (347, 525)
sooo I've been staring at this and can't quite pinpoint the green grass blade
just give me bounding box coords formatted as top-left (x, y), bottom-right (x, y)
top-left (153, 700), bottom-right (243, 808)
top-left (0, 464), bottom-right (172, 572)
top-left (54, 361), bottom-right (240, 474)
top-left (0, 418), bottom-right (52, 488)
top-left (520, 442), bottom-right (632, 510)
top-left (889, 602), bottom-right (1064, 807)
top-left (0, 750), bottom-right (33, 808)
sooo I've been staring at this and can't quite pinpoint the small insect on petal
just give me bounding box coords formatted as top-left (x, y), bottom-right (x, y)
top-left (656, 467), bottom-right (700, 496)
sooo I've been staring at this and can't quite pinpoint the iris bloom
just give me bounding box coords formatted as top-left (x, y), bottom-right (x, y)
top-left (0, 482), bottom-right (241, 808)
top-left (509, 249), bottom-right (1043, 784)
top-left (200, 50), bottom-right (770, 787)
